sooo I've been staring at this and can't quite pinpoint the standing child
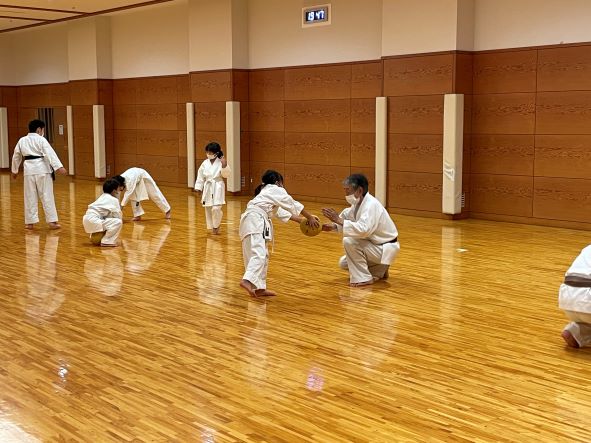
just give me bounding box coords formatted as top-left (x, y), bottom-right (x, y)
top-left (11, 119), bottom-right (67, 230)
top-left (194, 142), bottom-right (231, 234)
top-left (239, 170), bottom-right (319, 297)
top-left (113, 168), bottom-right (171, 221)
top-left (83, 178), bottom-right (123, 247)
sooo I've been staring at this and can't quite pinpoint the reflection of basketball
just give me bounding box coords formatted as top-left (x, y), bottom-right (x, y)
top-left (300, 216), bottom-right (321, 237)
top-left (90, 231), bottom-right (106, 246)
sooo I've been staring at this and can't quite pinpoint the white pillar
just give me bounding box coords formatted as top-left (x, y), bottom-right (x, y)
top-left (66, 106), bottom-right (74, 175)
top-left (375, 97), bottom-right (388, 206)
top-left (92, 105), bottom-right (106, 179)
top-left (186, 102), bottom-right (195, 188)
top-left (0, 108), bottom-right (8, 169)
top-left (442, 94), bottom-right (464, 214)
top-left (225, 101), bottom-right (241, 192)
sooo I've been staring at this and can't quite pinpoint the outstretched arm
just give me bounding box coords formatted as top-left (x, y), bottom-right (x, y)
top-left (11, 145), bottom-right (22, 178)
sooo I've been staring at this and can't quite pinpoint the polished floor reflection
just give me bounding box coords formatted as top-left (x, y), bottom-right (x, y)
top-left (1, 175), bottom-right (591, 442)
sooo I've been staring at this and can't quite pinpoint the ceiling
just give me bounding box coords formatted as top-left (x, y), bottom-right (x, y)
top-left (0, 0), bottom-right (175, 33)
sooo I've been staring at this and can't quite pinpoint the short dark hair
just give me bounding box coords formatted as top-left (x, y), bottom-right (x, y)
top-left (29, 119), bottom-right (45, 133)
top-left (205, 142), bottom-right (223, 158)
top-left (103, 178), bottom-right (120, 194)
top-left (111, 175), bottom-right (125, 187)
top-left (343, 173), bottom-right (369, 195)
top-left (254, 169), bottom-right (284, 196)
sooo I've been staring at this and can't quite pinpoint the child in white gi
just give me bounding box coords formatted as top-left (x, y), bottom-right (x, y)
top-left (559, 244), bottom-right (591, 348)
top-left (113, 168), bottom-right (171, 221)
top-left (239, 170), bottom-right (319, 297)
top-left (83, 178), bottom-right (123, 247)
top-left (11, 119), bottom-right (67, 230)
top-left (194, 142), bottom-right (231, 234)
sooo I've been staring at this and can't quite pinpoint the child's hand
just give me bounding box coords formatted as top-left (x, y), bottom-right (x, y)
top-left (322, 223), bottom-right (337, 232)
top-left (220, 156), bottom-right (227, 168)
top-left (307, 215), bottom-right (320, 228)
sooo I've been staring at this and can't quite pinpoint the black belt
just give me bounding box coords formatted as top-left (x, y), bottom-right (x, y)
top-left (564, 276), bottom-right (591, 288)
top-left (23, 155), bottom-right (55, 181)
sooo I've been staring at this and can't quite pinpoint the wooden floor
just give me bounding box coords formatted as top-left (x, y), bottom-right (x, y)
top-left (1, 174), bottom-right (591, 442)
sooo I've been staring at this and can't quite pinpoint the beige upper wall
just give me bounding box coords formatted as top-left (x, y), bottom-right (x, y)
top-left (188, 0), bottom-right (233, 71)
top-left (110, 0), bottom-right (189, 78)
top-left (4, 0), bottom-right (591, 84)
top-left (68, 17), bottom-right (112, 80)
top-left (248, 0), bottom-right (383, 68)
top-left (0, 37), bottom-right (12, 84)
top-left (474, 0), bottom-right (591, 50)
top-left (2, 24), bottom-right (69, 86)
top-left (382, 0), bottom-right (460, 56)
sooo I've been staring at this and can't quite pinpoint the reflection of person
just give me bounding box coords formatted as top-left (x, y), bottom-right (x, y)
top-left (123, 223), bottom-right (171, 274)
top-left (559, 245), bottom-right (591, 348)
top-left (83, 178), bottom-right (123, 247)
top-left (322, 174), bottom-right (400, 287)
top-left (194, 142), bottom-right (231, 235)
top-left (113, 168), bottom-right (171, 221)
top-left (11, 119), bottom-right (67, 230)
top-left (83, 248), bottom-right (124, 297)
top-left (239, 170), bottom-right (319, 297)
top-left (24, 233), bottom-right (64, 322)
top-left (196, 237), bottom-right (229, 305)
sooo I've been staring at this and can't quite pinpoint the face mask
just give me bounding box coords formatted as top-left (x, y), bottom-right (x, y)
top-left (206, 153), bottom-right (216, 160)
top-left (345, 194), bottom-right (358, 205)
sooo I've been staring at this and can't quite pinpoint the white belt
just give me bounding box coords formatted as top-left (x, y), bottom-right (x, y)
top-left (202, 178), bottom-right (223, 203)
top-left (244, 206), bottom-right (275, 251)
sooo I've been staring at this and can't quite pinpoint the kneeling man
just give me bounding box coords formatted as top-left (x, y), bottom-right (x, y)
top-left (322, 174), bottom-right (400, 287)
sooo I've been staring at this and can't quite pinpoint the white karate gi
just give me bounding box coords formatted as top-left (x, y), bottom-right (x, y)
top-left (239, 184), bottom-right (304, 290)
top-left (120, 167), bottom-right (171, 218)
top-left (194, 158), bottom-right (231, 229)
top-left (559, 245), bottom-right (591, 347)
top-left (83, 193), bottom-right (123, 246)
top-left (337, 193), bottom-right (400, 284)
top-left (11, 133), bottom-right (64, 225)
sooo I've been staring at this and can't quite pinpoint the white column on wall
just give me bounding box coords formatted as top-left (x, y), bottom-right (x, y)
top-left (225, 101), bottom-right (241, 192)
top-left (442, 94), bottom-right (464, 214)
top-left (92, 105), bottom-right (106, 179)
top-left (375, 97), bottom-right (388, 206)
top-left (66, 106), bottom-right (74, 175)
top-left (0, 108), bottom-right (8, 169)
top-left (186, 102), bottom-right (195, 188)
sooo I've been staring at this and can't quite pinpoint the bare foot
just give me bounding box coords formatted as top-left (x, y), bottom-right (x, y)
top-left (48, 222), bottom-right (61, 230)
top-left (212, 227), bottom-right (220, 235)
top-left (132, 216), bottom-right (142, 221)
top-left (254, 289), bottom-right (276, 297)
top-left (165, 210), bottom-right (171, 219)
top-left (562, 330), bottom-right (580, 348)
top-left (240, 279), bottom-right (257, 297)
top-left (24, 224), bottom-right (34, 230)
top-left (350, 279), bottom-right (377, 287)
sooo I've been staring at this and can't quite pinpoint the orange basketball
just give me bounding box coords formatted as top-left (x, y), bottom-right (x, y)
top-left (300, 216), bottom-right (321, 237)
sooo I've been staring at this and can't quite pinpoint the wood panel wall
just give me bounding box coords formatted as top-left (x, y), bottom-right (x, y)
top-left (0, 87), bottom-right (18, 163)
top-left (470, 44), bottom-right (591, 228)
top-left (112, 75), bottom-right (188, 186)
top-left (249, 61), bottom-right (379, 203)
top-left (4, 42), bottom-right (591, 228)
